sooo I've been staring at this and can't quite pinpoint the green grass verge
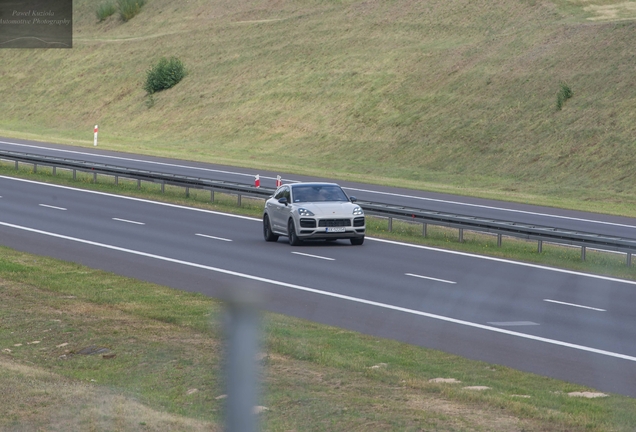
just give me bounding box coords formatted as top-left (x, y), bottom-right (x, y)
top-left (2, 247), bottom-right (636, 431)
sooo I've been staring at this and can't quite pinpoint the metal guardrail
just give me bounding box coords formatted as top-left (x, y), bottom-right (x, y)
top-left (0, 149), bottom-right (274, 205)
top-left (359, 201), bottom-right (636, 256)
top-left (1, 150), bottom-right (634, 266)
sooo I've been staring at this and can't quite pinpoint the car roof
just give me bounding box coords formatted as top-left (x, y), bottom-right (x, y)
top-left (290, 182), bottom-right (340, 187)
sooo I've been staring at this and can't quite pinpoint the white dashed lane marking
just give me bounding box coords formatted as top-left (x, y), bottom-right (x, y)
top-left (544, 299), bottom-right (606, 312)
top-left (112, 218), bottom-right (145, 225)
top-left (196, 233), bottom-right (233, 242)
top-left (406, 273), bottom-right (456, 284)
top-left (291, 252), bottom-right (335, 261)
top-left (39, 204), bottom-right (67, 211)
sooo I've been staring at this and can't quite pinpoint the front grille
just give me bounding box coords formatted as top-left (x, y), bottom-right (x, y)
top-left (319, 219), bottom-right (351, 227)
top-left (300, 218), bottom-right (316, 228)
top-left (353, 217), bottom-right (365, 227)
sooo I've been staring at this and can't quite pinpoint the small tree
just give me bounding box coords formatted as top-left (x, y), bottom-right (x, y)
top-left (143, 57), bottom-right (187, 95)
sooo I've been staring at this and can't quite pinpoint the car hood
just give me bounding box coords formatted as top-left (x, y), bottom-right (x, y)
top-left (297, 202), bottom-right (359, 216)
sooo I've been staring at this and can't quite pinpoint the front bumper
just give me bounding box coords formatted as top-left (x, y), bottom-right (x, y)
top-left (296, 216), bottom-right (365, 239)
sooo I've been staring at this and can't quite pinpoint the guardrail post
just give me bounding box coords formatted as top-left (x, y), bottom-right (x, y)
top-left (186, 187), bottom-right (190, 198)
top-left (628, 253), bottom-right (632, 267)
top-left (137, 179), bottom-right (141, 189)
top-left (161, 181), bottom-right (164, 193)
top-left (497, 234), bottom-right (502, 247)
top-left (93, 172), bottom-right (97, 183)
top-left (225, 289), bottom-right (261, 432)
top-left (33, 163), bottom-right (37, 173)
top-left (538, 240), bottom-right (543, 253)
top-left (459, 229), bottom-right (464, 243)
top-left (53, 166), bottom-right (56, 176)
top-left (581, 246), bottom-right (586, 261)
top-left (73, 169), bottom-right (76, 180)
top-left (115, 175), bottom-right (119, 186)
top-left (422, 223), bottom-right (427, 237)
top-left (238, 194), bottom-right (242, 206)
top-left (15, 160), bottom-right (18, 170)
top-left (211, 190), bottom-right (215, 202)
top-left (387, 217), bottom-right (392, 232)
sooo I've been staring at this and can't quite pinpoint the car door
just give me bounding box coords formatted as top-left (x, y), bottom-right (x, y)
top-left (269, 186), bottom-right (290, 232)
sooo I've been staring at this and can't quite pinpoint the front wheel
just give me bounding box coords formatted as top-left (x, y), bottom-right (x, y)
top-left (288, 219), bottom-right (303, 246)
top-left (350, 236), bottom-right (364, 246)
top-left (263, 214), bottom-right (279, 242)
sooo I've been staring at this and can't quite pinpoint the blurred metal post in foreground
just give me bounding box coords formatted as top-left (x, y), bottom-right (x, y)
top-left (225, 288), bottom-right (262, 432)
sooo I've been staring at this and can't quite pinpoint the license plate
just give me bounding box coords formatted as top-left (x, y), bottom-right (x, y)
top-left (326, 227), bottom-right (346, 233)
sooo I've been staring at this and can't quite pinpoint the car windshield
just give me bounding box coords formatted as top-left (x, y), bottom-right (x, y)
top-left (292, 185), bottom-right (349, 203)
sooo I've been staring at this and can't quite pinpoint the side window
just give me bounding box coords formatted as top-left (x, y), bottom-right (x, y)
top-left (283, 187), bottom-right (291, 202)
top-left (274, 187), bottom-right (285, 200)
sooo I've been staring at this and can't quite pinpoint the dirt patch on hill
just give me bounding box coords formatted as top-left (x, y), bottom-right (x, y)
top-left (582, 1), bottom-right (636, 21)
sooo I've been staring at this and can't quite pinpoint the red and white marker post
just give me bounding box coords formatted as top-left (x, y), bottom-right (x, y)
top-left (254, 174), bottom-right (260, 188)
top-left (93, 125), bottom-right (98, 147)
top-left (276, 175), bottom-right (282, 187)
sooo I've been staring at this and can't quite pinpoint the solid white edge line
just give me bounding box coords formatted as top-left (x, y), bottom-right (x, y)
top-left (291, 252), bottom-right (335, 261)
top-left (0, 175), bottom-right (260, 221)
top-left (543, 299), bottom-right (606, 312)
top-left (112, 218), bottom-right (145, 225)
top-left (0, 220), bottom-right (635, 362)
top-left (405, 273), bottom-right (456, 284)
top-left (3, 175), bottom-right (636, 286)
top-left (2, 140), bottom-right (635, 230)
top-left (195, 233), bottom-right (233, 242)
top-left (38, 204), bottom-right (67, 211)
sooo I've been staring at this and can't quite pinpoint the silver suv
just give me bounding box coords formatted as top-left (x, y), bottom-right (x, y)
top-left (263, 182), bottom-right (365, 245)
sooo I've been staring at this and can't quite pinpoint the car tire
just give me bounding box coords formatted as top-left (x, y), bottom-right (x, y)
top-left (288, 219), bottom-right (303, 246)
top-left (350, 236), bottom-right (364, 246)
top-left (263, 214), bottom-right (279, 242)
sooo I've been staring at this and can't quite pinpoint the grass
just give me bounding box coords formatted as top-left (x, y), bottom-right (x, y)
top-left (2, 247), bottom-right (636, 431)
top-left (117, 0), bottom-right (146, 22)
top-left (96, 2), bottom-right (116, 22)
top-left (1, 0), bottom-right (636, 214)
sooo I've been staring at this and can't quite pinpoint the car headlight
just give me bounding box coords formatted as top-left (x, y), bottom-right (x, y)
top-left (352, 206), bottom-right (363, 215)
top-left (298, 208), bottom-right (315, 216)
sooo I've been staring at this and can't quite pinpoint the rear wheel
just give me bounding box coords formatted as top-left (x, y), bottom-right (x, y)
top-left (350, 236), bottom-right (364, 246)
top-left (263, 214), bottom-right (279, 242)
top-left (288, 219), bottom-right (303, 246)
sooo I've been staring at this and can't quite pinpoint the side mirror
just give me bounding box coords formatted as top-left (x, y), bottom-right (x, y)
top-left (349, 196), bottom-right (357, 203)
top-left (278, 197), bottom-right (288, 206)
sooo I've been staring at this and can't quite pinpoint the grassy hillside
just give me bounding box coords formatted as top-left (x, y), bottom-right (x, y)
top-left (1, 0), bottom-right (635, 211)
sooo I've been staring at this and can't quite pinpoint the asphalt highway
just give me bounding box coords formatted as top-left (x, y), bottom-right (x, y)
top-left (2, 136), bottom-right (636, 240)
top-left (0, 175), bottom-right (635, 397)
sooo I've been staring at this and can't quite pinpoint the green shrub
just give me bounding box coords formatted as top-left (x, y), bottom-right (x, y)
top-left (143, 57), bottom-right (187, 95)
top-left (96, 2), bottom-right (116, 22)
top-left (556, 82), bottom-right (573, 111)
top-left (118, 0), bottom-right (146, 22)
